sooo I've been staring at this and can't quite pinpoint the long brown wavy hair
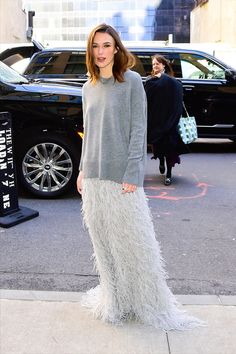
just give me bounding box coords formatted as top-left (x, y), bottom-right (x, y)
top-left (151, 54), bottom-right (174, 77)
top-left (86, 23), bottom-right (135, 84)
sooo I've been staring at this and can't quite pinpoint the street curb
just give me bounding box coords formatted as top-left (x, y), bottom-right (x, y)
top-left (1, 289), bottom-right (236, 305)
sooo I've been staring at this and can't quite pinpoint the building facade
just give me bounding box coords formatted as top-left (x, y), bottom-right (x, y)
top-left (23, 0), bottom-right (195, 44)
top-left (191, 0), bottom-right (236, 46)
top-left (153, 0), bottom-right (195, 42)
top-left (0, 0), bottom-right (27, 43)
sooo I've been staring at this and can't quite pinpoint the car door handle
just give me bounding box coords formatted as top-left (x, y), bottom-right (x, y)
top-left (183, 85), bottom-right (195, 91)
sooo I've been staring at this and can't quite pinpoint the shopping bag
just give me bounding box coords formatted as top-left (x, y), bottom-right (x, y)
top-left (178, 103), bottom-right (198, 144)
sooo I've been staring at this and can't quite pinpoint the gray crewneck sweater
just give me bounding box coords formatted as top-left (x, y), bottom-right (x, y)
top-left (79, 70), bottom-right (147, 186)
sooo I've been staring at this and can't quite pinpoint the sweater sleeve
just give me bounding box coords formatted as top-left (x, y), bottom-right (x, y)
top-left (122, 73), bottom-right (147, 185)
top-left (79, 139), bottom-right (84, 171)
top-left (79, 86), bottom-right (86, 171)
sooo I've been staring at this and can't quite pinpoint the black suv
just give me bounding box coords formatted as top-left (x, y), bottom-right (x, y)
top-left (0, 61), bottom-right (83, 198)
top-left (1, 43), bottom-right (236, 199)
top-left (2, 42), bottom-right (235, 141)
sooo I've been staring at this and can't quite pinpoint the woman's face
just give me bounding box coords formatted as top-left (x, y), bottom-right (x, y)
top-left (92, 31), bottom-right (117, 74)
top-left (152, 58), bottom-right (165, 75)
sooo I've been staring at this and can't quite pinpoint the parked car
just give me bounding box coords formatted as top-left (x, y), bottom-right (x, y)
top-left (1, 41), bottom-right (235, 141)
top-left (0, 61), bottom-right (83, 198)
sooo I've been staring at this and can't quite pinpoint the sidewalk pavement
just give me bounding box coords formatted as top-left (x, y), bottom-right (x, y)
top-left (0, 290), bottom-right (235, 354)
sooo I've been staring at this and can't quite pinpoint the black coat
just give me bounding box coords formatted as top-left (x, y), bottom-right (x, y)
top-left (145, 73), bottom-right (188, 157)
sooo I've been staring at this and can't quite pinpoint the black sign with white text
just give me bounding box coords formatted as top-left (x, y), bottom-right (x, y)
top-left (0, 112), bottom-right (19, 216)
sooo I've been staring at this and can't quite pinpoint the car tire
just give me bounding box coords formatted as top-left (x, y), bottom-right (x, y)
top-left (17, 132), bottom-right (81, 198)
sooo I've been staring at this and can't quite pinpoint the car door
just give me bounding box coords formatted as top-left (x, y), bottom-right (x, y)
top-left (178, 52), bottom-right (236, 138)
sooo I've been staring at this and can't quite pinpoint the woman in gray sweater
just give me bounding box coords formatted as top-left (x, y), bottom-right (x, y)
top-left (77, 23), bottom-right (204, 331)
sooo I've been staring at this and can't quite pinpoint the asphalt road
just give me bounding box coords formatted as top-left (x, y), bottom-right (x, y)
top-left (0, 139), bottom-right (236, 295)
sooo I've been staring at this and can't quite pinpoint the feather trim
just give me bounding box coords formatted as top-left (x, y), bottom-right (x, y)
top-left (81, 178), bottom-right (206, 331)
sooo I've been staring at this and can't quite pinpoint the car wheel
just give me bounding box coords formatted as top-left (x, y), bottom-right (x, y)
top-left (17, 133), bottom-right (80, 198)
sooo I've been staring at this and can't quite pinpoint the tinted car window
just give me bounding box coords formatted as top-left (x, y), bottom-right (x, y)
top-left (25, 50), bottom-right (87, 76)
top-left (0, 61), bottom-right (28, 84)
top-left (131, 52), bottom-right (182, 78)
top-left (179, 53), bottom-right (225, 80)
top-left (64, 53), bottom-right (86, 74)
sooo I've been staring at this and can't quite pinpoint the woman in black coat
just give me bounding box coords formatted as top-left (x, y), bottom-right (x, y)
top-left (144, 54), bottom-right (188, 186)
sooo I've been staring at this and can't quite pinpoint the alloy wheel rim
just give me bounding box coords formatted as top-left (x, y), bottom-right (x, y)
top-left (22, 142), bottom-right (73, 193)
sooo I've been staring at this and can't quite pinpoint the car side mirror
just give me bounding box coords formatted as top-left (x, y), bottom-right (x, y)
top-left (225, 69), bottom-right (236, 84)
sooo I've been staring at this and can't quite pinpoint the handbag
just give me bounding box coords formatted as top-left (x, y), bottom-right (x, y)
top-left (178, 102), bottom-right (198, 144)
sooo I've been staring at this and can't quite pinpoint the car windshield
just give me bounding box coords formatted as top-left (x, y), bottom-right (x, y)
top-left (0, 61), bottom-right (28, 84)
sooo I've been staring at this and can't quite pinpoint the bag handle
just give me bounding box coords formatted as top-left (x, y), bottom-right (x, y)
top-left (182, 101), bottom-right (189, 117)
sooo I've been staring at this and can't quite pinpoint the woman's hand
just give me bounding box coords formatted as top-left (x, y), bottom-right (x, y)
top-left (77, 171), bottom-right (84, 195)
top-left (122, 182), bottom-right (137, 194)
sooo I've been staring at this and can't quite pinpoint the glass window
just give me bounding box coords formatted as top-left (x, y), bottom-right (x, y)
top-left (62, 1), bottom-right (74, 11)
top-left (130, 52), bottom-right (181, 78)
top-left (34, 54), bottom-right (58, 65)
top-left (12, 58), bottom-right (31, 74)
top-left (131, 53), bottom-right (155, 76)
top-left (25, 51), bottom-right (87, 76)
top-left (0, 61), bottom-right (28, 84)
top-left (180, 53), bottom-right (225, 79)
top-left (43, 2), bottom-right (58, 12)
top-left (74, 17), bottom-right (86, 26)
top-left (25, 53), bottom-right (58, 75)
top-left (64, 62), bottom-right (86, 74)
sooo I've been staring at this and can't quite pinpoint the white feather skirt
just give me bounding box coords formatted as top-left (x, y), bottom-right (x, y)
top-left (81, 178), bottom-right (205, 331)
